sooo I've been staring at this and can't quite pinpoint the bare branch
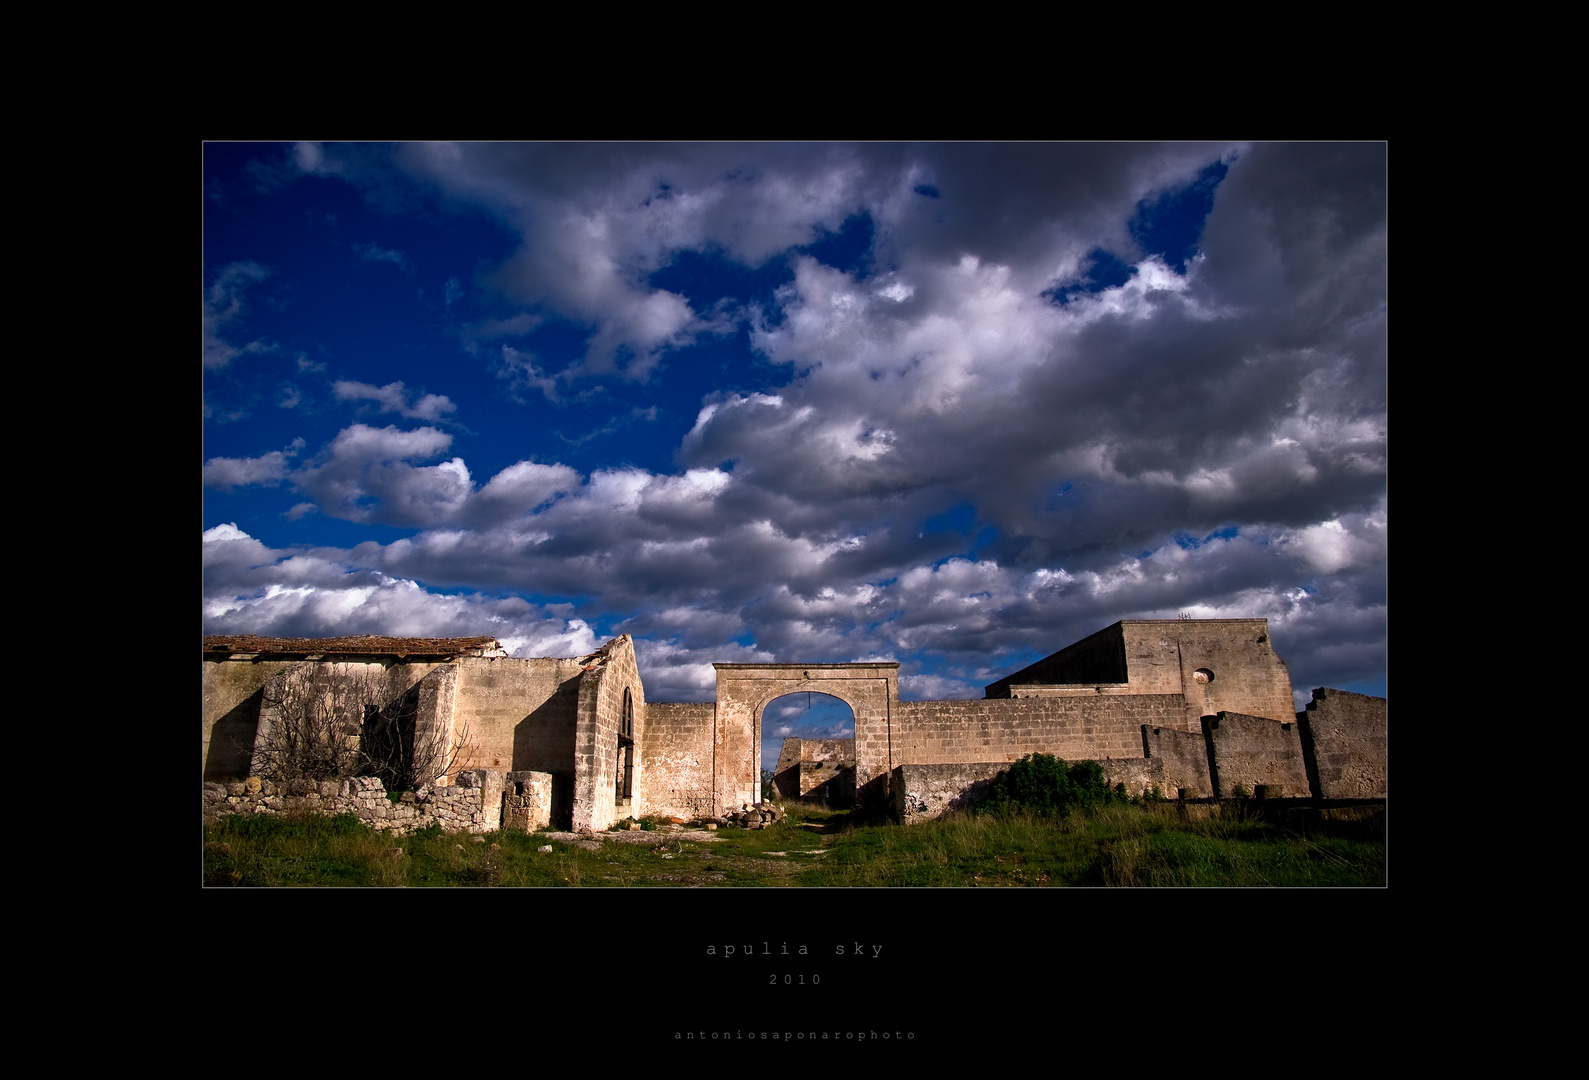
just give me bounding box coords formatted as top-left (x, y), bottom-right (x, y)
top-left (250, 664), bottom-right (481, 791)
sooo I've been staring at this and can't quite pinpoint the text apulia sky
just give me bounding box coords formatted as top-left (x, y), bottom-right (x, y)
top-left (203, 142), bottom-right (1386, 711)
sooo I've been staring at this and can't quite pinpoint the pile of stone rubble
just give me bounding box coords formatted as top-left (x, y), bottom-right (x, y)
top-left (721, 802), bottom-right (786, 829)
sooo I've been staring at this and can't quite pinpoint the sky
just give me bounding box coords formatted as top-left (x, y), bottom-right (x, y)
top-left (203, 142), bottom-right (1386, 763)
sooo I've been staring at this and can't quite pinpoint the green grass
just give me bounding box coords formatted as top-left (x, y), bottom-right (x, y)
top-left (203, 802), bottom-right (1384, 887)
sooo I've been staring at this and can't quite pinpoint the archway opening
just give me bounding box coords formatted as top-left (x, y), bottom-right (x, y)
top-left (761, 692), bottom-right (856, 806)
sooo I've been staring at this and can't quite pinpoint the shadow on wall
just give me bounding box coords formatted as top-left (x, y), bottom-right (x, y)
top-left (206, 689), bottom-right (263, 780)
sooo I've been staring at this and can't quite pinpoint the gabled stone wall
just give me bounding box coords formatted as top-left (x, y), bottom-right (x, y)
top-left (573, 634), bottom-right (645, 832)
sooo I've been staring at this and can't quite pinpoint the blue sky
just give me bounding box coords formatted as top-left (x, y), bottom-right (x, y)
top-left (204, 143), bottom-right (1386, 732)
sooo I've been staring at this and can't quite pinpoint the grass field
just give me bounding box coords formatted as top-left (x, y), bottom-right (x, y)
top-left (203, 800), bottom-right (1384, 887)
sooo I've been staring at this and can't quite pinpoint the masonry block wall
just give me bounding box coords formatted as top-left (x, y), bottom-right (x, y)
top-left (891, 763), bottom-right (1007, 824)
top-left (204, 658), bottom-right (293, 780)
top-left (892, 695), bottom-right (1185, 769)
top-left (638, 702), bottom-right (715, 819)
top-left (206, 622), bottom-right (1379, 833)
top-left (450, 656), bottom-right (583, 776)
top-left (1165, 624), bottom-right (1295, 729)
top-left (1142, 725), bottom-right (1215, 798)
top-left (1098, 758), bottom-right (1156, 797)
top-left (1008, 683), bottom-right (1134, 698)
top-left (1202, 711), bottom-right (1311, 798)
top-left (1297, 688), bottom-right (1387, 799)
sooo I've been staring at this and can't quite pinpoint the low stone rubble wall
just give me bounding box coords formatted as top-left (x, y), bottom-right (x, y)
top-left (202, 769), bottom-right (505, 836)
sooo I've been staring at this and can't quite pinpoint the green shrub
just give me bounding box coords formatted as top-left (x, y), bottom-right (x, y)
top-left (980, 754), bottom-right (1125, 817)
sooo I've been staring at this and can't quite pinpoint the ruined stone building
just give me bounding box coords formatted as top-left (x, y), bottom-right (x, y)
top-left (203, 632), bottom-right (644, 832)
top-left (203, 618), bottom-right (1385, 831)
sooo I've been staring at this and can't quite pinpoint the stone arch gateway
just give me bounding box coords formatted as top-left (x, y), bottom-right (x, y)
top-left (712, 662), bottom-right (900, 811)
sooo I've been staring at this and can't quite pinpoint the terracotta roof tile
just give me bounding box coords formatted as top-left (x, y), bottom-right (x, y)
top-left (203, 634), bottom-right (500, 657)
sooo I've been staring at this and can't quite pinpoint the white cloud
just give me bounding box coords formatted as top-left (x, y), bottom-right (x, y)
top-left (333, 380), bottom-right (458, 422)
top-left (202, 524), bottom-right (601, 652)
top-left (291, 424), bottom-right (468, 527)
top-left (202, 438), bottom-right (305, 491)
top-left (202, 261), bottom-right (272, 369)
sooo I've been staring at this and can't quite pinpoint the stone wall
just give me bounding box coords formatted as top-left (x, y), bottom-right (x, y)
top-left (1008, 683), bottom-right (1135, 698)
top-left (202, 768), bottom-right (505, 835)
top-left (891, 762), bottom-right (1007, 824)
top-left (889, 696), bottom-right (1382, 823)
top-left (204, 625), bottom-right (1380, 838)
top-left (1297, 688), bottom-right (1387, 799)
top-left (638, 702), bottom-right (715, 820)
top-left (892, 695), bottom-right (1184, 767)
top-left (1162, 623), bottom-right (1295, 729)
top-left (451, 655), bottom-right (584, 775)
top-left (772, 738), bottom-right (855, 801)
top-left (1143, 725), bottom-right (1215, 799)
top-left (890, 758), bottom-right (1161, 824)
top-left (772, 738), bottom-right (802, 797)
top-left (1202, 711), bottom-right (1311, 798)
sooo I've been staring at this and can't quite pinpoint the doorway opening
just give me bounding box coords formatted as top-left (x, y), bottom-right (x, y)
top-left (761, 692), bottom-right (856, 806)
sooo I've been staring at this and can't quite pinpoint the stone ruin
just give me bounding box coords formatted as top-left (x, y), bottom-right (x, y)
top-left (203, 618), bottom-right (1386, 836)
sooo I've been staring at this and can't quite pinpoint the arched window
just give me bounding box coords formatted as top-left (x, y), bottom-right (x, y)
top-left (616, 687), bottom-right (636, 804)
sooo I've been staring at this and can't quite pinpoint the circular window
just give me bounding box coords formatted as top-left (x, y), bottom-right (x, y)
top-left (1193, 668), bottom-right (1215, 684)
